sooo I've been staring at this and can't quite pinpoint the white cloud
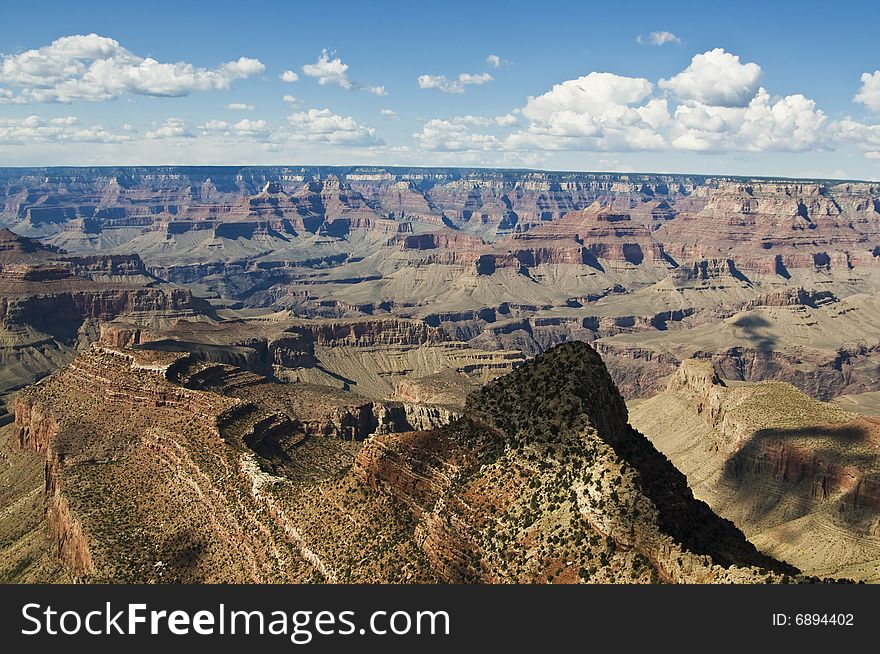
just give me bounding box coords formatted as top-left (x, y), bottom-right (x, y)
top-left (0, 87), bottom-right (26, 104)
top-left (486, 54), bottom-right (509, 68)
top-left (436, 114), bottom-right (519, 128)
top-left (659, 48), bottom-right (762, 107)
top-left (506, 72), bottom-right (668, 151)
top-left (280, 70), bottom-right (299, 83)
top-left (0, 114), bottom-right (131, 144)
top-left (231, 118), bottom-right (269, 136)
top-left (413, 118), bottom-right (499, 151)
top-left (0, 33), bottom-right (265, 103)
top-left (417, 72), bottom-right (493, 94)
top-left (300, 49), bottom-right (386, 95)
top-left (508, 74), bottom-right (826, 155)
top-left (670, 88), bottom-right (828, 152)
top-left (145, 118), bottom-right (194, 140)
top-left (201, 119), bottom-right (231, 131)
top-left (200, 117), bottom-right (271, 140)
top-left (522, 72), bottom-right (655, 125)
top-left (412, 114), bottom-right (521, 151)
top-left (282, 94), bottom-right (298, 104)
top-left (285, 108), bottom-right (382, 146)
top-left (226, 102), bottom-right (254, 110)
top-left (834, 117), bottom-right (880, 159)
top-left (855, 71), bottom-right (880, 112)
top-left (494, 113), bottom-right (519, 127)
top-left (380, 108), bottom-right (399, 120)
top-left (636, 31), bottom-right (682, 46)
top-left (302, 50), bottom-right (351, 88)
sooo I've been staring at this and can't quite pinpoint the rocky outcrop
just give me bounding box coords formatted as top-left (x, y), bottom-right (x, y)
top-left (597, 337), bottom-right (880, 402)
top-left (635, 360), bottom-right (880, 551)
top-left (10, 338), bottom-right (806, 584)
top-left (45, 457), bottom-right (95, 578)
top-left (289, 318), bottom-right (449, 347)
top-left (726, 438), bottom-right (880, 513)
top-left (594, 343), bottom-right (683, 399)
top-left (355, 342), bottom-right (798, 583)
top-left (13, 393), bottom-right (61, 454)
top-left (0, 228), bottom-right (216, 410)
top-left (1, 287), bottom-right (210, 333)
top-left (657, 180), bottom-right (880, 273)
top-left (59, 255), bottom-right (151, 279)
top-left (17, 346), bottom-right (241, 431)
top-left (513, 203), bottom-right (669, 266)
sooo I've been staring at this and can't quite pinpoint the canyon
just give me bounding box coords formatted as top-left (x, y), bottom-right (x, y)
top-left (5, 341), bottom-right (800, 583)
top-left (630, 360), bottom-right (880, 581)
top-left (2, 165), bottom-right (880, 582)
top-left (3, 167), bottom-right (879, 408)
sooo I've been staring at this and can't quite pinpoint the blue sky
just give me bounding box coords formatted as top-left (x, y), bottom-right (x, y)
top-left (1, 0), bottom-right (880, 179)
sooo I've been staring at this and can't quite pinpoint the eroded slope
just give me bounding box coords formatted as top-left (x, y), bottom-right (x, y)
top-left (12, 341), bottom-right (800, 583)
top-left (630, 360), bottom-right (880, 581)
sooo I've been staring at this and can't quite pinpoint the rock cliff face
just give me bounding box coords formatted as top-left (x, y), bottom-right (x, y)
top-left (9, 341), bottom-right (803, 583)
top-left (514, 203), bottom-right (669, 266)
top-left (0, 228), bottom-right (214, 408)
top-left (4, 167), bottom-right (880, 583)
top-left (599, 333), bottom-right (880, 402)
top-left (354, 342), bottom-right (796, 583)
top-left (12, 346), bottom-right (241, 580)
top-left (10, 342), bottom-right (455, 582)
top-left (6, 167), bottom-right (878, 408)
top-left (657, 181), bottom-right (880, 272)
top-left (630, 360), bottom-right (880, 581)
top-left (290, 317), bottom-right (448, 347)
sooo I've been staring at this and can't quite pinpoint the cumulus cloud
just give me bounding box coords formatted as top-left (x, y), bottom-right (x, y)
top-left (285, 108), bottom-right (382, 146)
top-left (201, 119), bottom-right (231, 131)
top-left (302, 50), bottom-right (351, 88)
top-left (418, 72), bottom-right (493, 94)
top-left (282, 94), bottom-right (298, 104)
top-left (230, 118), bottom-right (270, 137)
top-left (412, 114), bottom-right (523, 151)
top-left (522, 72), bottom-right (656, 125)
top-left (380, 108), bottom-right (399, 120)
top-left (443, 55), bottom-right (826, 156)
top-left (0, 87), bottom-right (26, 104)
top-left (0, 114), bottom-right (132, 144)
top-left (0, 33), bottom-right (264, 103)
top-left (226, 102), bottom-right (254, 110)
top-left (199, 111), bottom-right (381, 148)
top-left (486, 54), bottom-right (509, 68)
top-left (300, 49), bottom-right (385, 95)
top-left (834, 117), bottom-right (880, 159)
top-left (200, 117), bottom-right (272, 141)
top-left (855, 71), bottom-right (880, 112)
top-left (413, 118), bottom-right (499, 151)
top-left (636, 31), bottom-right (682, 46)
top-left (145, 118), bottom-right (194, 140)
top-left (506, 72), bottom-right (668, 151)
top-left (280, 70), bottom-right (299, 83)
top-left (659, 48), bottom-right (762, 107)
top-left (670, 88), bottom-right (828, 152)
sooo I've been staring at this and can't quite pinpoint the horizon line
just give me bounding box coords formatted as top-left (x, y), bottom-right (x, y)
top-left (0, 163), bottom-right (875, 185)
